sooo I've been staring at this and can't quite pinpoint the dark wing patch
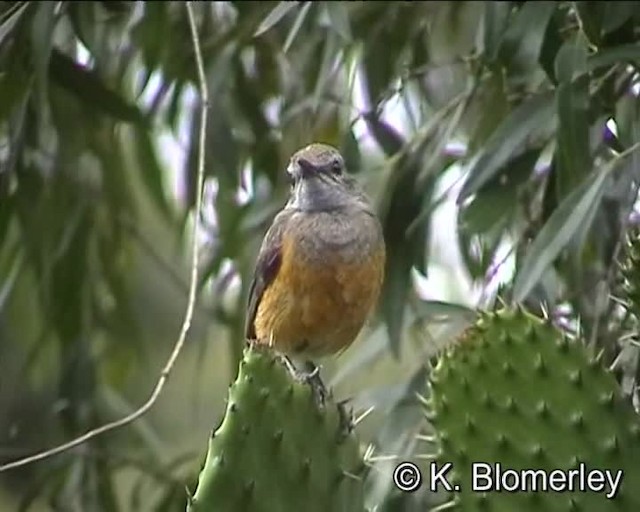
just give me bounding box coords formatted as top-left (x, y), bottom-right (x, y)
top-left (244, 210), bottom-right (293, 340)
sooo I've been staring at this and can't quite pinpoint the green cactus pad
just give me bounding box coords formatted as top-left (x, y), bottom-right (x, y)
top-left (427, 307), bottom-right (640, 512)
top-left (188, 344), bottom-right (365, 512)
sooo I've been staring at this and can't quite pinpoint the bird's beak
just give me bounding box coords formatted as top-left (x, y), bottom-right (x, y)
top-left (288, 157), bottom-right (323, 181)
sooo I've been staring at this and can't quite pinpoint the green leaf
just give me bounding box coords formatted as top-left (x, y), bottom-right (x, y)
top-left (364, 113), bottom-right (404, 156)
top-left (555, 77), bottom-right (591, 200)
top-left (412, 300), bottom-right (477, 323)
top-left (615, 93), bottom-right (640, 149)
top-left (31, 2), bottom-right (57, 105)
top-left (482, 1), bottom-right (511, 62)
top-left (166, 79), bottom-right (185, 131)
top-left (458, 90), bottom-right (556, 203)
top-left (380, 241), bottom-right (413, 357)
top-left (131, 2), bottom-right (169, 71)
top-left (0, 249), bottom-right (23, 313)
top-left (0, 2), bottom-right (29, 47)
top-left (498, 1), bottom-right (557, 73)
top-left (49, 49), bottom-right (146, 125)
top-left (513, 168), bottom-right (611, 302)
top-left (95, 458), bottom-right (120, 512)
top-left (311, 29), bottom-right (340, 108)
top-left (283, 1), bottom-right (312, 53)
top-left (576, 1), bottom-right (636, 44)
top-left (360, 4), bottom-right (407, 105)
top-left (0, 191), bottom-right (13, 246)
top-left (0, 44), bottom-right (31, 121)
top-left (461, 148), bottom-right (541, 236)
top-left (133, 128), bottom-right (173, 223)
top-left (254, 1), bottom-right (299, 37)
top-left (465, 71), bottom-right (509, 153)
top-left (202, 99), bottom-right (241, 190)
top-left (601, 2), bottom-right (637, 34)
top-left (325, 2), bottom-right (352, 41)
top-left (554, 38), bottom-right (591, 201)
top-left (67, 2), bottom-right (101, 60)
top-left (554, 38), bottom-right (588, 84)
top-left (51, 206), bottom-right (91, 342)
top-left (340, 128), bottom-right (361, 174)
top-left (378, 149), bottom-right (435, 355)
top-left (587, 43), bottom-right (640, 71)
top-left (458, 220), bottom-right (506, 282)
top-left (539, 8), bottom-right (564, 83)
top-left (574, 2), bottom-right (605, 45)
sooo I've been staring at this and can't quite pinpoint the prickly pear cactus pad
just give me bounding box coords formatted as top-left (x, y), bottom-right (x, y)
top-left (621, 229), bottom-right (640, 319)
top-left (187, 344), bottom-right (366, 512)
top-left (427, 307), bottom-right (640, 512)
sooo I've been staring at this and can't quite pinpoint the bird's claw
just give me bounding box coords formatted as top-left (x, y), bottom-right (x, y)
top-left (336, 397), bottom-right (355, 437)
top-left (279, 355), bottom-right (354, 435)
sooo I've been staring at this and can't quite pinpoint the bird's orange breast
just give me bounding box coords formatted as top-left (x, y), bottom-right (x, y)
top-left (253, 233), bottom-right (385, 357)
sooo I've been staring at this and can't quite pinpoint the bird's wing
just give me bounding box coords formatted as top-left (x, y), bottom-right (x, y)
top-left (244, 209), bottom-right (295, 340)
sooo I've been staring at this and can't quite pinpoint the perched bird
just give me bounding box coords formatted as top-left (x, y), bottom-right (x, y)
top-left (244, 143), bottom-right (386, 395)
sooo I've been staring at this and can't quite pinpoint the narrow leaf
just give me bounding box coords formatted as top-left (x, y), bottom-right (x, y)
top-left (325, 2), bottom-right (352, 41)
top-left (379, 152), bottom-right (435, 355)
top-left (574, 2), bottom-right (605, 45)
top-left (283, 1), bottom-right (312, 53)
top-left (554, 38), bottom-right (588, 84)
top-left (133, 128), bottom-right (173, 223)
top-left (555, 77), bottom-right (590, 200)
top-left (0, 2), bottom-right (28, 47)
top-left (49, 49), bottom-right (146, 125)
top-left (254, 1), bottom-right (299, 37)
top-left (31, 1), bottom-right (57, 103)
top-left (483, 1), bottom-right (511, 62)
top-left (458, 91), bottom-right (556, 203)
top-left (602, 2), bottom-right (636, 34)
top-left (340, 128), bottom-right (361, 174)
top-left (364, 113), bottom-right (404, 156)
top-left (513, 169), bottom-right (610, 302)
top-left (413, 300), bottom-right (477, 322)
top-left (554, 38), bottom-right (590, 201)
top-left (461, 148), bottom-right (541, 236)
top-left (587, 44), bottom-right (640, 71)
top-left (498, 1), bottom-right (557, 71)
top-left (0, 250), bottom-right (23, 312)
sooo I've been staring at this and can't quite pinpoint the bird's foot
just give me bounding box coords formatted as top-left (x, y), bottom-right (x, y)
top-left (302, 361), bottom-right (330, 408)
top-left (279, 356), bottom-right (353, 434)
top-left (279, 354), bottom-right (302, 378)
top-left (279, 356), bottom-right (330, 405)
top-left (336, 397), bottom-right (355, 438)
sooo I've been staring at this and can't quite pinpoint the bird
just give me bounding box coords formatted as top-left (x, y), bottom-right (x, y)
top-left (244, 142), bottom-right (386, 405)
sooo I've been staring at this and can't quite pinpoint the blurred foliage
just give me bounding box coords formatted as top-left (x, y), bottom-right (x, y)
top-left (0, 1), bottom-right (640, 510)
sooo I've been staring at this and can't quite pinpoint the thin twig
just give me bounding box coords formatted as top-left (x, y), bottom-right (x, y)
top-left (0, 2), bottom-right (209, 473)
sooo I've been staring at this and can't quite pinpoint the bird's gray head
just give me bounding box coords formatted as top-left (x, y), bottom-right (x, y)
top-left (285, 143), bottom-right (372, 213)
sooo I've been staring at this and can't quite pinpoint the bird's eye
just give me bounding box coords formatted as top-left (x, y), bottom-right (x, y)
top-left (331, 159), bottom-right (342, 174)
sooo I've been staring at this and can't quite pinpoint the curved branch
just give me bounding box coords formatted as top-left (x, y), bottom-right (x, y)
top-left (0, 1), bottom-right (209, 473)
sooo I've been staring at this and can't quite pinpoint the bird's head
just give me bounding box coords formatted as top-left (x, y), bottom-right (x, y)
top-left (285, 143), bottom-right (371, 213)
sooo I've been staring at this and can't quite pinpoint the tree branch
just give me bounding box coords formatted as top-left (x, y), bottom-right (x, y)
top-left (0, 1), bottom-right (209, 473)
